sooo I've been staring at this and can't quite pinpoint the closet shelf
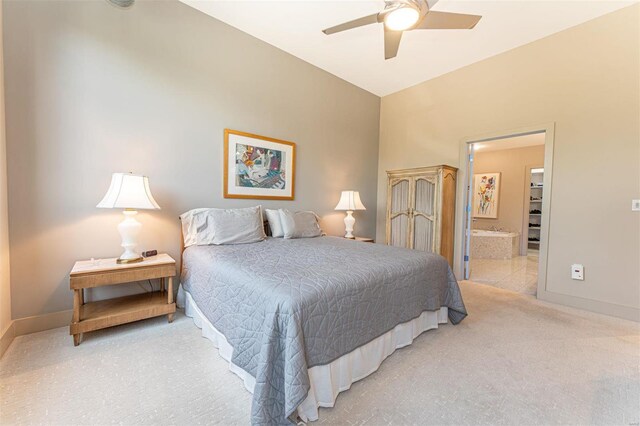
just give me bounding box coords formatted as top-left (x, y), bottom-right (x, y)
top-left (528, 169), bottom-right (544, 250)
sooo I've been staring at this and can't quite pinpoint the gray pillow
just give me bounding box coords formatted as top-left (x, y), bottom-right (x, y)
top-left (211, 206), bottom-right (266, 245)
top-left (265, 208), bottom-right (284, 238)
top-left (180, 208), bottom-right (215, 247)
top-left (279, 209), bottom-right (322, 239)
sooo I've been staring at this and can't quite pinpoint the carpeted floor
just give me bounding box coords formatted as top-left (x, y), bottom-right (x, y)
top-left (1, 281), bottom-right (638, 425)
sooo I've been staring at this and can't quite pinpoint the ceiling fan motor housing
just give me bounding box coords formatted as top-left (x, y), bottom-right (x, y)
top-left (382, 0), bottom-right (428, 30)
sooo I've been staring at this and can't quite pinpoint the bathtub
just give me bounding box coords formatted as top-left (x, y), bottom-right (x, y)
top-left (471, 229), bottom-right (520, 259)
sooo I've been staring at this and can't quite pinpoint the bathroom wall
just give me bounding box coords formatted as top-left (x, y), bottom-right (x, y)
top-left (472, 144), bottom-right (545, 238)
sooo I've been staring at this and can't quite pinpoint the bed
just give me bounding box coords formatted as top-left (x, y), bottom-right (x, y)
top-left (178, 235), bottom-right (467, 425)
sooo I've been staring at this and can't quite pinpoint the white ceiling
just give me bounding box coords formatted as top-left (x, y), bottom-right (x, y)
top-left (473, 132), bottom-right (545, 152)
top-left (179, 0), bottom-right (636, 96)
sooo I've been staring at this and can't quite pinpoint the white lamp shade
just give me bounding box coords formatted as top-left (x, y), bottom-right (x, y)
top-left (97, 173), bottom-right (160, 210)
top-left (334, 190), bottom-right (366, 211)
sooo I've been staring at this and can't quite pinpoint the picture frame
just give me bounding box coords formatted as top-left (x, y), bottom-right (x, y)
top-left (223, 129), bottom-right (296, 200)
top-left (472, 172), bottom-right (501, 219)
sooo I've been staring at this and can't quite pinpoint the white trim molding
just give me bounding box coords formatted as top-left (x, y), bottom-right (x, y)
top-left (537, 291), bottom-right (639, 322)
top-left (0, 309), bottom-right (73, 358)
top-left (13, 309), bottom-right (72, 336)
top-left (0, 321), bottom-right (15, 358)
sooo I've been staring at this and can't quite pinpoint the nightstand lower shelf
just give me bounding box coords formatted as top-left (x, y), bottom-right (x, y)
top-left (70, 291), bottom-right (176, 335)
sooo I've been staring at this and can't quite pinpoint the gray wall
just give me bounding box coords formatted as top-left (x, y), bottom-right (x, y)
top-left (3, 0), bottom-right (380, 319)
top-left (377, 5), bottom-right (639, 320)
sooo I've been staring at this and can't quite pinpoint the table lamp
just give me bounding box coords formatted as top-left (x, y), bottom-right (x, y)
top-left (97, 172), bottom-right (160, 264)
top-left (334, 190), bottom-right (366, 239)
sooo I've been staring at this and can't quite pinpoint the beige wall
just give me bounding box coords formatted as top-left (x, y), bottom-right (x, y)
top-left (472, 145), bottom-right (545, 241)
top-left (3, 0), bottom-right (380, 319)
top-left (377, 5), bottom-right (639, 319)
top-left (0, 1), bottom-right (12, 337)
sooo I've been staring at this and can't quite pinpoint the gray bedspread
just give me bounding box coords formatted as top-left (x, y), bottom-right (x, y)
top-left (181, 236), bottom-right (467, 425)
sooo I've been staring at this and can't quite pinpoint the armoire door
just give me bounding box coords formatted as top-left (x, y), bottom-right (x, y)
top-left (387, 177), bottom-right (411, 248)
top-left (411, 175), bottom-right (437, 252)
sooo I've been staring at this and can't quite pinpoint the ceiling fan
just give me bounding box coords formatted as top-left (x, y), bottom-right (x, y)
top-left (322, 0), bottom-right (481, 60)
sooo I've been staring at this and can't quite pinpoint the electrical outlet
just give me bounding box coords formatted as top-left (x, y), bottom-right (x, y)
top-left (571, 264), bottom-right (584, 281)
top-left (633, 200), bottom-right (640, 211)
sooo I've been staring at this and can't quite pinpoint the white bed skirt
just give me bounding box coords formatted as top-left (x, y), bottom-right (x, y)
top-left (177, 286), bottom-right (448, 422)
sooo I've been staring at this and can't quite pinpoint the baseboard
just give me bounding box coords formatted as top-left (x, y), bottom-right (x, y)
top-left (537, 289), bottom-right (640, 322)
top-left (13, 309), bottom-right (73, 336)
top-left (1, 309), bottom-right (73, 358)
top-left (0, 321), bottom-right (15, 358)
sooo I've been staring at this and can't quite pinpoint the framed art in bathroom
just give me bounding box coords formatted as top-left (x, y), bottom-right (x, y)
top-left (472, 172), bottom-right (501, 219)
top-left (223, 129), bottom-right (296, 200)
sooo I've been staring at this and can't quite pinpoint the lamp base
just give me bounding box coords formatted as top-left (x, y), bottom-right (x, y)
top-left (117, 210), bottom-right (143, 264)
top-left (343, 210), bottom-right (356, 239)
top-left (116, 256), bottom-right (143, 264)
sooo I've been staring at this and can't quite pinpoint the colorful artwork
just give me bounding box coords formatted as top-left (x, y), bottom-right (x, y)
top-left (235, 144), bottom-right (286, 190)
top-left (473, 173), bottom-right (501, 219)
top-left (224, 129), bottom-right (295, 200)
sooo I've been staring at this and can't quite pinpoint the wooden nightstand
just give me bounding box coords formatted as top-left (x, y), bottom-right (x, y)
top-left (69, 254), bottom-right (176, 346)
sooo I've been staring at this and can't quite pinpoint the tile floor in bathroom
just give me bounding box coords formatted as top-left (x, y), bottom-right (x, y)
top-left (469, 250), bottom-right (539, 295)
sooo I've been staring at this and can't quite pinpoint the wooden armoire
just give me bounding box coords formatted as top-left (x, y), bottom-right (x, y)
top-left (385, 165), bottom-right (457, 267)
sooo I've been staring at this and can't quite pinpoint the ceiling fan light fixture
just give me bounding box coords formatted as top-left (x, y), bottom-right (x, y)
top-left (384, 6), bottom-right (420, 31)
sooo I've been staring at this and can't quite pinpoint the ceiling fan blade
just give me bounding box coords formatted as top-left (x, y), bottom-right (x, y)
top-left (415, 11), bottom-right (481, 30)
top-left (384, 28), bottom-right (403, 60)
top-left (322, 13), bottom-right (380, 35)
top-left (426, 0), bottom-right (440, 9)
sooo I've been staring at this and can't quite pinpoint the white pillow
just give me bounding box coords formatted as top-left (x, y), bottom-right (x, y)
top-left (279, 209), bottom-right (322, 239)
top-left (210, 206), bottom-right (266, 245)
top-left (180, 208), bottom-right (215, 247)
top-left (265, 208), bottom-right (284, 237)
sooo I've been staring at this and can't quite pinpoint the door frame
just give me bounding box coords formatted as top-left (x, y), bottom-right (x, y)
top-left (455, 123), bottom-right (555, 298)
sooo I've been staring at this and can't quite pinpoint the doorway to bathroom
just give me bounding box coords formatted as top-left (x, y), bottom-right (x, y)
top-left (461, 127), bottom-right (553, 297)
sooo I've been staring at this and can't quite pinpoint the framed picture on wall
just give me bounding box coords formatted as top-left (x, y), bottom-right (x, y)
top-left (223, 129), bottom-right (296, 200)
top-left (472, 172), bottom-right (501, 219)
